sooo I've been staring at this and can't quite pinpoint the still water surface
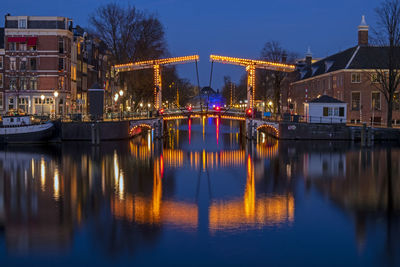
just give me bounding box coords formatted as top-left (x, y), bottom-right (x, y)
top-left (0, 118), bottom-right (399, 266)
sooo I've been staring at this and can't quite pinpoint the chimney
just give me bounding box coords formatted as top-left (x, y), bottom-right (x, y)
top-left (305, 46), bottom-right (312, 66)
top-left (358, 15), bottom-right (369, 46)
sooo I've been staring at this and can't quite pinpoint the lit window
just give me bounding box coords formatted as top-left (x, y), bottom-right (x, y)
top-left (0, 74), bottom-right (2, 88)
top-left (20, 77), bottom-right (27, 90)
top-left (394, 93), bottom-right (400, 111)
top-left (30, 77), bottom-right (37, 90)
top-left (0, 56), bottom-right (3, 69)
top-left (351, 73), bottom-right (361, 83)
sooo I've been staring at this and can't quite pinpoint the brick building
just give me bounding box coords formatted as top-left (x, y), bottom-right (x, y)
top-left (0, 28), bottom-right (4, 111)
top-left (290, 16), bottom-right (400, 125)
top-left (2, 15), bottom-right (73, 115)
top-left (71, 27), bottom-right (114, 115)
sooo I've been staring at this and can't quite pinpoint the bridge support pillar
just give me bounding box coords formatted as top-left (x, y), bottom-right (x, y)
top-left (246, 119), bottom-right (257, 141)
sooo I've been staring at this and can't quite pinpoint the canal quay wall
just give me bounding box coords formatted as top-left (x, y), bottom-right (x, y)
top-left (245, 119), bottom-right (400, 142)
top-left (278, 122), bottom-right (400, 141)
top-left (58, 118), bottom-right (163, 143)
top-left (61, 121), bottom-right (130, 141)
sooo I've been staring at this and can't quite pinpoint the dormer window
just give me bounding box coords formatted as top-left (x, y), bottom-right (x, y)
top-left (18, 19), bottom-right (27, 29)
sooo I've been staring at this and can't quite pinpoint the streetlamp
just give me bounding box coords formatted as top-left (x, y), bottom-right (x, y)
top-left (118, 90), bottom-right (124, 112)
top-left (40, 95), bottom-right (45, 118)
top-left (53, 91), bottom-right (58, 118)
top-left (147, 103), bottom-right (151, 118)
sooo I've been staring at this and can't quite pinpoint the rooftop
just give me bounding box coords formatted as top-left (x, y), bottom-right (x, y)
top-left (295, 45), bottom-right (400, 81)
top-left (309, 95), bottom-right (345, 104)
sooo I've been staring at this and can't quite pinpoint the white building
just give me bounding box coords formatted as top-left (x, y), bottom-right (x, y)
top-left (304, 95), bottom-right (347, 123)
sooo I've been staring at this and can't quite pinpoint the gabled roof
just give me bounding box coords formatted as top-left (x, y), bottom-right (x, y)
top-left (297, 47), bottom-right (358, 80)
top-left (296, 45), bottom-right (400, 81)
top-left (309, 95), bottom-right (345, 104)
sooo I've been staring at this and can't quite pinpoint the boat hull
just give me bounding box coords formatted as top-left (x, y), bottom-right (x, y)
top-left (0, 122), bottom-right (55, 144)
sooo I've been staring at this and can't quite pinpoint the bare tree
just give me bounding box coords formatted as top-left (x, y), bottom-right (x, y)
top-left (260, 41), bottom-right (297, 114)
top-left (89, 3), bottom-right (169, 105)
top-left (372, 0), bottom-right (400, 127)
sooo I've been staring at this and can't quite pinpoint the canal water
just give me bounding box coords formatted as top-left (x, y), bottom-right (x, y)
top-left (0, 118), bottom-right (399, 266)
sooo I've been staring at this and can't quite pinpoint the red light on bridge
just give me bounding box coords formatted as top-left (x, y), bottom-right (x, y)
top-left (159, 108), bottom-right (164, 115)
top-left (187, 106), bottom-right (192, 112)
top-left (246, 108), bottom-right (253, 117)
top-left (214, 106), bottom-right (221, 112)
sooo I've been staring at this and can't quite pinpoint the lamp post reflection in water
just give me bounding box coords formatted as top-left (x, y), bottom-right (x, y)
top-left (40, 157), bottom-right (46, 191)
top-left (54, 168), bottom-right (60, 200)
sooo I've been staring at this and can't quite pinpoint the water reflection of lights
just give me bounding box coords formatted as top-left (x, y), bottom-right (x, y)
top-left (188, 118), bottom-right (192, 145)
top-left (148, 132), bottom-right (151, 152)
top-left (209, 156), bottom-right (294, 232)
top-left (110, 156), bottom-right (199, 230)
top-left (40, 157), bottom-right (46, 191)
top-left (118, 172), bottom-right (124, 200)
top-left (216, 117), bottom-right (220, 145)
top-left (54, 168), bottom-right (60, 200)
top-left (209, 195), bottom-right (295, 232)
top-left (31, 159), bottom-right (35, 177)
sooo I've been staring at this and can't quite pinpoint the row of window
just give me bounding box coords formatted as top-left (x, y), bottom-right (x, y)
top-left (8, 42), bottom-right (37, 51)
top-left (8, 77), bottom-right (38, 90)
top-left (350, 91), bottom-right (399, 111)
top-left (8, 57), bottom-right (66, 71)
top-left (323, 107), bottom-right (345, 117)
top-left (9, 57), bottom-right (37, 71)
top-left (8, 38), bottom-right (65, 53)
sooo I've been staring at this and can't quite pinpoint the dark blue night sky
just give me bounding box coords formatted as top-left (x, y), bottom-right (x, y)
top-left (1, 0), bottom-right (380, 89)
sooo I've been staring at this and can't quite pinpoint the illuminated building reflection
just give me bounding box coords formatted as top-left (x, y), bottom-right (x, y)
top-left (209, 155), bottom-right (294, 233)
top-left (111, 155), bottom-right (199, 230)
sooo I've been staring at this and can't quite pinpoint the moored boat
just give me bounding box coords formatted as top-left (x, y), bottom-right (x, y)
top-left (0, 115), bottom-right (55, 143)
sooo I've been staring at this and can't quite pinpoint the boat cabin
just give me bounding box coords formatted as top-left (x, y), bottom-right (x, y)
top-left (2, 116), bottom-right (32, 126)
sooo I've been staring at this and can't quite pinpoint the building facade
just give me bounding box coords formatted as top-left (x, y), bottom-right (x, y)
top-left (3, 15), bottom-right (73, 115)
top-left (0, 28), bottom-right (4, 111)
top-left (290, 16), bottom-right (400, 125)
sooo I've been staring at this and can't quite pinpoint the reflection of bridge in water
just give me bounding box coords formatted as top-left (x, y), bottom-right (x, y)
top-left (111, 146), bottom-right (294, 232)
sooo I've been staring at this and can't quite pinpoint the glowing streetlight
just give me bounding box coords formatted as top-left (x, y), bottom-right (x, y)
top-left (114, 93), bottom-right (119, 102)
top-left (119, 90), bottom-right (124, 97)
top-left (147, 103), bottom-right (151, 108)
top-left (268, 101), bottom-right (273, 107)
top-left (53, 91), bottom-right (59, 117)
top-left (40, 95), bottom-right (45, 117)
top-left (139, 103), bottom-right (143, 108)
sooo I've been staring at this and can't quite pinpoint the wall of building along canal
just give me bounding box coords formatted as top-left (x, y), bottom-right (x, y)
top-left (61, 121), bottom-right (130, 141)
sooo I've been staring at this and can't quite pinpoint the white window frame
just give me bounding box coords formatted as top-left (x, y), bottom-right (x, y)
top-left (10, 57), bottom-right (17, 71)
top-left (351, 73), bottom-right (361, 83)
top-left (371, 91), bottom-right (381, 111)
top-left (0, 56), bottom-right (3, 69)
top-left (0, 92), bottom-right (3, 110)
top-left (18, 19), bottom-right (27, 29)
